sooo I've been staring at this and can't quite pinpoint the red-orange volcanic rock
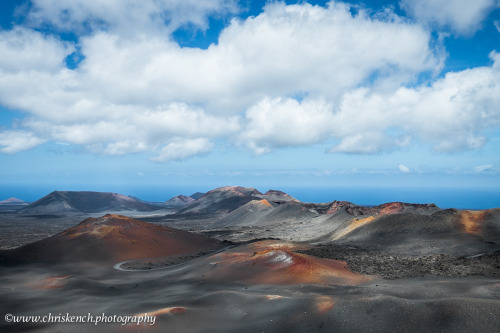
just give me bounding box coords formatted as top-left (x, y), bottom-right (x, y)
top-left (175, 186), bottom-right (264, 216)
top-left (264, 295), bottom-right (284, 300)
top-left (203, 240), bottom-right (368, 285)
top-left (315, 296), bottom-right (335, 313)
top-left (125, 307), bottom-right (187, 331)
top-left (29, 275), bottom-right (72, 290)
top-left (458, 210), bottom-right (487, 235)
top-left (146, 307), bottom-right (187, 316)
top-left (378, 202), bottom-right (404, 215)
top-left (5, 214), bottom-right (224, 264)
top-left (377, 202), bottom-right (438, 215)
top-left (326, 201), bottom-right (438, 217)
top-left (326, 201), bottom-right (357, 214)
top-left (332, 216), bottom-right (377, 240)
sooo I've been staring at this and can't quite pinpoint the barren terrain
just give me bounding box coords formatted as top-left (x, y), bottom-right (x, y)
top-left (1, 187), bottom-right (499, 332)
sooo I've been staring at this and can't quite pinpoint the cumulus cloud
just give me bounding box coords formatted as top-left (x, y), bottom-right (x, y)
top-left (400, 0), bottom-right (500, 35)
top-left (0, 1), bottom-right (498, 161)
top-left (87, 141), bottom-right (148, 156)
top-left (326, 52), bottom-right (500, 153)
top-left (27, 0), bottom-right (239, 36)
top-left (0, 27), bottom-right (73, 73)
top-left (151, 138), bottom-right (214, 162)
top-left (0, 131), bottom-right (46, 153)
top-left (27, 1), bottom-right (438, 117)
top-left (240, 51), bottom-right (500, 154)
top-left (215, 1), bottom-right (442, 105)
top-left (474, 164), bottom-right (494, 173)
top-left (398, 164), bottom-right (411, 173)
top-left (240, 97), bottom-right (334, 154)
top-left (20, 103), bottom-right (239, 159)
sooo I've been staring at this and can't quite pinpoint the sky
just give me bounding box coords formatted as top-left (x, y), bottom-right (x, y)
top-left (0, 0), bottom-right (499, 208)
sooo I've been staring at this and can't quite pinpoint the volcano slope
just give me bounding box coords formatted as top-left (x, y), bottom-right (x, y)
top-left (0, 214), bottom-right (225, 268)
top-left (145, 186), bottom-right (499, 280)
top-left (157, 188), bottom-right (497, 257)
top-left (168, 190), bottom-right (499, 281)
top-left (19, 191), bottom-right (162, 214)
top-left (1, 236), bottom-right (499, 333)
top-left (320, 207), bottom-right (500, 256)
top-left (1, 187), bottom-right (500, 332)
top-left (161, 189), bottom-right (445, 245)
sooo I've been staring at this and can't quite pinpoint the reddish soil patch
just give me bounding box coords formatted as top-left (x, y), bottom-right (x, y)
top-left (458, 210), bottom-right (487, 235)
top-left (204, 240), bottom-right (369, 285)
top-left (3, 214), bottom-right (225, 265)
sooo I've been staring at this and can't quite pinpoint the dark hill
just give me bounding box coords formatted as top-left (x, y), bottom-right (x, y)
top-left (0, 214), bottom-right (225, 265)
top-left (175, 186), bottom-right (264, 216)
top-left (164, 195), bottom-right (195, 208)
top-left (19, 191), bottom-right (160, 214)
top-left (0, 197), bottom-right (26, 205)
top-left (212, 199), bottom-right (276, 227)
top-left (329, 208), bottom-right (500, 256)
top-left (259, 190), bottom-right (298, 203)
top-left (189, 192), bottom-right (205, 200)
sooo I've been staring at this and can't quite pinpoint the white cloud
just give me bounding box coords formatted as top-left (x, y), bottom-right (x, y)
top-left (214, 1), bottom-right (442, 106)
top-left (398, 164), bottom-right (411, 173)
top-left (240, 97), bottom-right (334, 154)
top-left (23, 1), bottom-right (439, 119)
top-left (326, 52), bottom-right (500, 153)
top-left (474, 164), bottom-right (494, 173)
top-left (87, 141), bottom-right (148, 156)
top-left (495, 20), bottom-right (500, 32)
top-left (295, 52), bottom-right (500, 155)
top-left (0, 27), bottom-right (73, 74)
top-left (151, 138), bottom-right (214, 162)
top-left (400, 0), bottom-right (500, 35)
top-left (239, 55), bottom-right (500, 155)
top-left (0, 1), bottom-right (498, 161)
top-left (0, 131), bottom-right (46, 153)
top-left (329, 131), bottom-right (405, 154)
top-left (27, 0), bottom-right (239, 36)
top-left (20, 103), bottom-right (239, 157)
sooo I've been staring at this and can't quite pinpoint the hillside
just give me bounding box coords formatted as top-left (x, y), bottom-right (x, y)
top-left (19, 191), bottom-right (160, 214)
top-left (0, 214), bottom-right (225, 264)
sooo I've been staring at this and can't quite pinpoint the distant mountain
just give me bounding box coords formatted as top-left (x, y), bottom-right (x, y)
top-left (19, 191), bottom-right (160, 214)
top-left (174, 186), bottom-right (303, 217)
top-left (178, 188), bottom-right (447, 246)
top-left (203, 195), bottom-right (500, 256)
top-left (214, 199), bottom-right (315, 228)
top-left (175, 186), bottom-right (264, 216)
top-left (189, 192), bottom-right (205, 200)
top-left (0, 214), bottom-right (224, 264)
top-left (0, 197), bottom-right (26, 205)
top-left (204, 191), bottom-right (440, 231)
top-left (303, 200), bottom-right (439, 216)
top-left (326, 208), bottom-right (500, 256)
top-left (164, 195), bottom-right (195, 208)
top-left (258, 190), bottom-right (298, 203)
top-left (213, 199), bottom-right (275, 227)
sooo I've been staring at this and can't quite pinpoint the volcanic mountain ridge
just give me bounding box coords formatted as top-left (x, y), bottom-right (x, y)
top-left (0, 214), bottom-right (225, 265)
top-left (164, 195), bottom-right (195, 208)
top-left (19, 191), bottom-right (162, 214)
top-left (0, 197), bottom-right (26, 205)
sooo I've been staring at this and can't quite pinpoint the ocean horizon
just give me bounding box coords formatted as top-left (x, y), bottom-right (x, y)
top-left (1, 184), bottom-right (498, 210)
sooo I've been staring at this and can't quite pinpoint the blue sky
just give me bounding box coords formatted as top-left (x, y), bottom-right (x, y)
top-left (0, 0), bottom-right (499, 208)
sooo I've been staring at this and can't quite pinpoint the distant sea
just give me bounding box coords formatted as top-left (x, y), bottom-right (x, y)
top-left (279, 186), bottom-right (500, 210)
top-left (0, 185), bottom-right (498, 210)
